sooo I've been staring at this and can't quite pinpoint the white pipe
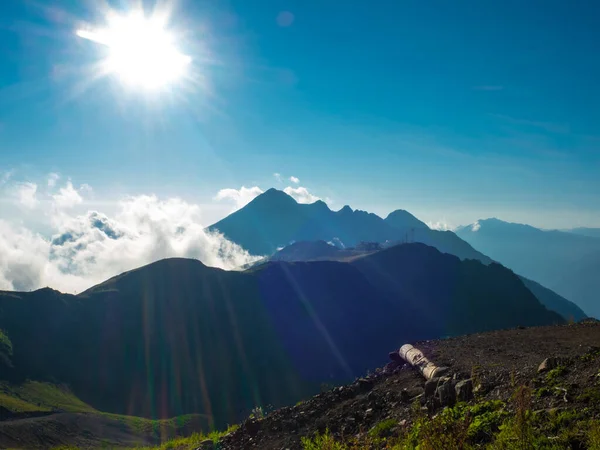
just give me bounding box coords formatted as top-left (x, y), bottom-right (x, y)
top-left (398, 344), bottom-right (448, 380)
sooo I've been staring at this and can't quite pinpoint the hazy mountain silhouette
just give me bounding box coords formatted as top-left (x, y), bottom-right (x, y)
top-left (384, 209), bottom-right (428, 230)
top-left (0, 244), bottom-right (562, 428)
top-left (268, 241), bottom-right (586, 321)
top-left (456, 218), bottom-right (600, 318)
top-left (566, 227), bottom-right (600, 239)
top-left (209, 188), bottom-right (491, 263)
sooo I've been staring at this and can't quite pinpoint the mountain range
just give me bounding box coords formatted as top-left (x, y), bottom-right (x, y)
top-left (0, 243), bottom-right (563, 429)
top-left (210, 189), bottom-right (586, 321)
top-left (265, 240), bottom-right (585, 322)
top-left (456, 218), bottom-right (600, 318)
top-left (566, 227), bottom-right (600, 239)
top-left (209, 188), bottom-right (491, 263)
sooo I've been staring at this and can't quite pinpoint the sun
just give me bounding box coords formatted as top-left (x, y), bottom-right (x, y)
top-left (77, 11), bottom-right (191, 90)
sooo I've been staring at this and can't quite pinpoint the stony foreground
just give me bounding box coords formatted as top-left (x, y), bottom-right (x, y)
top-left (219, 321), bottom-right (600, 449)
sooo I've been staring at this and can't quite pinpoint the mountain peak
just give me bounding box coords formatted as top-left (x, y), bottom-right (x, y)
top-left (309, 199), bottom-right (330, 209)
top-left (248, 188), bottom-right (297, 207)
top-left (337, 205), bottom-right (353, 214)
top-left (384, 209), bottom-right (427, 229)
top-left (262, 187), bottom-right (294, 199)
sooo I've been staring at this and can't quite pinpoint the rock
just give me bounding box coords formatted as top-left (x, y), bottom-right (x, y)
top-left (424, 377), bottom-right (441, 397)
top-left (436, 380), bottom-right (457, 406)
top-left (455, 379), bottom-right (474, 402)
top-left (400, 389), bottom-right (411, 403)
top-left (357, 378), bottom-right (373, 392)
top-left (538, 357), bottom-right (560, 373)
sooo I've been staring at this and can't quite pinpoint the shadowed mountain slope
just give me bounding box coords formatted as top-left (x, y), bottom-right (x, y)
top-left (0, 245), bottom-right (563, 429)
top-left (456, 218), bottom-right (600, 317)
top-left (268, 241), bottom-right (585, 322)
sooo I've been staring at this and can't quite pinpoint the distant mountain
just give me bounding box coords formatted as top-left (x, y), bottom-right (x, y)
top-left (268, 241), bottom-right (586, 322)
top-left (456, 218), bottom-right (600, 318)
top-left (209, 188), bottom-right (491, 263)
top-left (566, 227), bottom-right (600, 239)
top-left (0, 244), bottom-right (562, 429)
top-left (518, 276), bottom-right (587, 322)
top-left (384, 209), bottom-right (429, 230)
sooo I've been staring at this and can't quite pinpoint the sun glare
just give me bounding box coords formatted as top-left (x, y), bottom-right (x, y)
top-left (76, 11), bottom-right (191, 90)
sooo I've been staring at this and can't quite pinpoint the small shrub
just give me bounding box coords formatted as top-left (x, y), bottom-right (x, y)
top-left (545, 366), bottom-right (567, 385)
top-left (588, 420), bottom-right (600, 450)
top-left (546, 409), bottom-right (583, 433)
top-left (488, 385), bottom-right (562, 450)
top-left (368, 418), bottom-right (397, 438)
top-left (467, 400), bottom-right (508, 442)
top-left (250, 406), bottom-right (265, 420)
top-left (577, 387), bottom-right (600, 404)
top-left (407, 406), bottom-right (472, 450)
top-left (301, 430), bottom-right (347, 450)
top-left (535, 387), bottom-right (552, 398)
top-left (580, 347), bottom-right (600, 363)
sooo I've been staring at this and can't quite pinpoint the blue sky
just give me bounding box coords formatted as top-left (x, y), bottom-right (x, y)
top-left (1, 0), bottom-right (599, 229)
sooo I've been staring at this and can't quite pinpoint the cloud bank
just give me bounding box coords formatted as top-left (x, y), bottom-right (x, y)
top-left (0, 179), bottom-right (261, 293)
top-left (52, 181), bottom-right (85, 209)
top-left (426, 220), bottom-right (454, 231)
top-left (283, 186), bottom-right (321, 204)
top-left (15, 182), bottom-right (39, 209)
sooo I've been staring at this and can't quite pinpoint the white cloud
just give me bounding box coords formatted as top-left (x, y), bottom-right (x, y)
top-left (426, 220), bottom-right (454, 231)
top-left (0, 194), bottom-right (262, 294)
top-left (15, 182), bottom-right (38, 209)
top-left (471, 221), bottom-right (481, 232)
top-left (52, 181), bottom-right (84, 209)
top-left (214, 186), bottom-right (264, 209)
top-left (290, 176), bottom-right (300, 184)
top-left (273, 173), bottom-right (283, 183)
top-left (47, 173), bottom-right (60, 188)
top-left (284, 186), bottom-right (321, 204)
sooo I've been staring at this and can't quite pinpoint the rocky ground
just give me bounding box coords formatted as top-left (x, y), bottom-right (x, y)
top-left (219, 321), bottom-right (600, 449)
top-left (2, 321), bottom-right (599, 449)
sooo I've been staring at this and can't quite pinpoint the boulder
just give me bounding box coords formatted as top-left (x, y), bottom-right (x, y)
top-left (455, 379), bottom-right (474, 402)
top-left (538, 357), bottom-right (560, 373)
top-left (424, 377), bottom-right (441, 398)
top-left (436, 380), bottom-right (457, 407)
top-left (400, 389), bottom-right (411, 403)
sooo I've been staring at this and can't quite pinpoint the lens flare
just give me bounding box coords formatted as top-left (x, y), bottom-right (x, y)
top-left (77, 10), bottom-right (191, 90)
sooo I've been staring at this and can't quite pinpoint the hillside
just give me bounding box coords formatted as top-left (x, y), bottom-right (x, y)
top-left (268, 241), bottom-right (586, 322)
top-left (219, 321), bottom-right (600, 449)
top-left (456, 218), bottom-right (600, 318)
top-left (0, 244), bottom-right (562, 434)
top-left (208, 189), bottom-right (491, 263)
top-left (0, 380), bottom-right (212, 448)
